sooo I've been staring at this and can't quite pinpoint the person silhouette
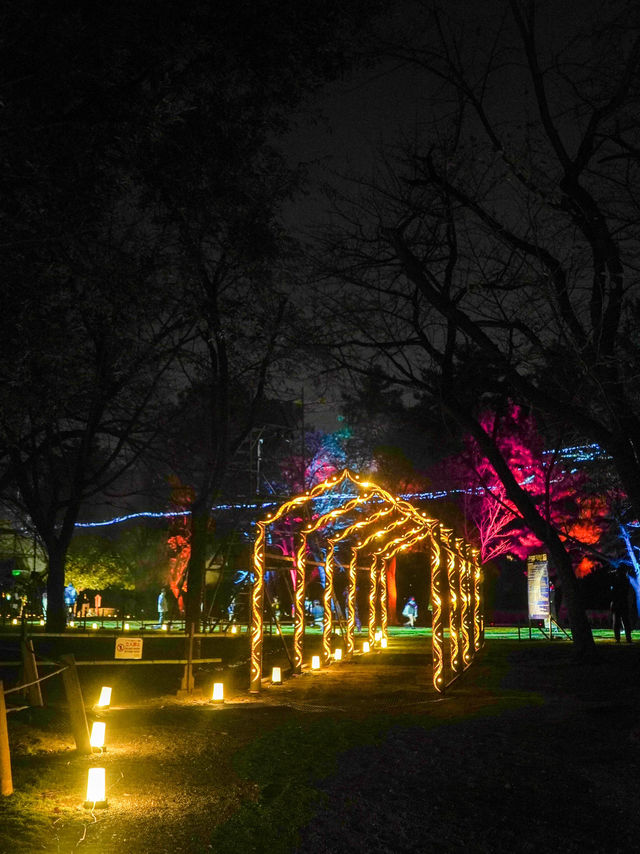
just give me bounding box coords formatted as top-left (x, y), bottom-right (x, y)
top-left (158, 587), bottom-right (169, 627)
top-left (402, 596), bottom-right (418, 628)
top-left (610, 568), bottom-right (633, 643)
top-left (64, 583), bottom-right (77, 619)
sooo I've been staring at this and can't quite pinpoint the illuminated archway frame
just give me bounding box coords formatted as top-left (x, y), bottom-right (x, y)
top-left (250, 470), bottom-right (483, 693)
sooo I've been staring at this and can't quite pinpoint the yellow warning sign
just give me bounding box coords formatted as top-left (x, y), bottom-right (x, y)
top-left (114, 637), bottom-right (143, 659)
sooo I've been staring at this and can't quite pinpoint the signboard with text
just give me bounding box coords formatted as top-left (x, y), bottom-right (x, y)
top-left (527, 554), bottom-right (550, 620)
top-left (114, 637), bottom-right (143, 660)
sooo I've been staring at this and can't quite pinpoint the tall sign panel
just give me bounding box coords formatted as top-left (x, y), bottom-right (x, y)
top-left (527, 554), bottom-right (549, 621)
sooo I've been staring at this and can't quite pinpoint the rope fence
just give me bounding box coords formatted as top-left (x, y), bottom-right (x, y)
top-left (0, 640), bottom-right (229, 799)
top-left (1, 657), bottom-right (222, 669)
top-left (2, 665), bottom-right (69, 696)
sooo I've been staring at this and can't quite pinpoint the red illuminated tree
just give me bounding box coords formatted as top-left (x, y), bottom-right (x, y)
top-left (438, 405), bottom-right (609, 570)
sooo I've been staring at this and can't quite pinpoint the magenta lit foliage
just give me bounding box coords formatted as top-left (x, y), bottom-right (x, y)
top-left (279, 429), bottom-right (347, 495)
top-left (271, 431), bottom-right (353, 599)
top-left (436, 405), bottom-right (606, 568)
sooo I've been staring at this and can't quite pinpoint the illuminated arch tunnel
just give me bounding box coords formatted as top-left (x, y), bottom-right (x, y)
top-left (250, 470), bottom-right (483, 694)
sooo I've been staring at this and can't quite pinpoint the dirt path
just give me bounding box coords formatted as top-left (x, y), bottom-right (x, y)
top-left (2, 636), bottom-right (640, 853)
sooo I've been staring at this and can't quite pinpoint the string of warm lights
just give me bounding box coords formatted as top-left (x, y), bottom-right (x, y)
top-left (430, 529), bottom-right (444, 692)
top-left (368, 553), bottom-right (378, 646)
top-left (456, 538), bottom-right (473, 667)
top-left (379, 557), bottom-right (388, 642)
top-left (442, 529), bottom-right (461, 674)
top-left (329, 505), bottom-right (395, 656)
top-left (322, 542), bottom-right (335, 665)
top-left (347, 551), bottom-right (357, 657)
top-left (293, 534), bottom-right (306, 673)
top-left (472, 550), bottom-right (483, 652)
top-left (252, 472), bottom-right (440, 688)
top-left (352, 511), bottom-right (419, 655)
top-left (249, 470), bottom-right (483, 694)
top-left (249, 521), bottom-right (267, 689)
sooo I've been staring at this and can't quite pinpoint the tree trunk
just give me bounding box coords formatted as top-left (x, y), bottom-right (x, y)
top-left (46, 546), bottom-right (67, 633)
top-left (545, 534), bottom-right (594, 658)
top-left (444, 396), bottom-right (596, 657)
top-left (619, 523), bottom-right (640, 618)
top-left (185, 509), bottom-right (209, 633)
top-left (628, 576), bottom-right (640, 624)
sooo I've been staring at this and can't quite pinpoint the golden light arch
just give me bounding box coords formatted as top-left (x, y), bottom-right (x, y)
top-left (249, 470), bottom-right (483, 693)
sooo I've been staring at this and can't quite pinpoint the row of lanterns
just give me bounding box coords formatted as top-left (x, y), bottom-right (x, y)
top-left (84, 678), bottom-right (227, 806)
top-left (12, 619), bottom-right (140, 630)
top-left (16, 620), bottom-right (244, 632)
top-left (85, 687), bottom-right (111, 807)
top-left (84, 632), bottom-right (388, 806)
top-left (290, 631), bottom-right (388, 678)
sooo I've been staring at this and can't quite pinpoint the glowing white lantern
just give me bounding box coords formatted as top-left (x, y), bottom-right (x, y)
top-left (211, 682), bottom-right (224, 702)
top-left (96, 686), bottom-right (112, 708)
top-left (90, 721), bottom-right (106, 749)
top-left (271, 666), bottom-right (282, 684)
top-left (230, 625), bottom-right (238, 634)
top-left (124, 623), bottom-right (130, 631)
top-left (333, 648), bottom-right (343, 661)
top-left (39, 619), bottom-right (45, 626)
top-left (84, 767), bottom-right (106, 806)
top-left (375, 630), bottom-right (382, 642)
top-left (11, 618), bottom-right (17, 625)
top-left (69, 620), bottom-right (75, 627)
top-left (381, 637), bottom-right (388, 649)
top-left (91, 623), bottom-right (98, 630)
top-left (362, 641), bottom-right (370, 653)
top-left (161, 624), bottom-right (168, 632)
top-left (311, 655), bottom-right (320, 670)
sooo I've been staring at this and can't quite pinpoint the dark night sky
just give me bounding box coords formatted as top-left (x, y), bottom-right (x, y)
top-left (279, 0), bottom-right (615, 428)
top-left (284, 61), bottom-right (427, 216)
top-left (280, 61), bottom-right (429, 429)
top-left (284, 0), bottom-right (614, 207)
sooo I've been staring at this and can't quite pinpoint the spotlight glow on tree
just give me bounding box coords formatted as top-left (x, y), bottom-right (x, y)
top-left (436, 405), bottom-right (609, 570)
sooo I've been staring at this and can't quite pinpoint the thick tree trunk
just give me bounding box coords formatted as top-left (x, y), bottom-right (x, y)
top-left (185, 509), bottom-right (209, 633)
top-left (544, 532), bottom-right (594, 657)
top-left (619, 523), bottom-right (640, 618)
top-left (628, 576), bottom-right (640, 623)
top-left (46, 547), bottom-right (67, 633)
top-left (444, 396), bottom-right (596, 657)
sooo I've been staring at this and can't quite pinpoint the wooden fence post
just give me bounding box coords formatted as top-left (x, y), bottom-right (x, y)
top-left (179, 622), bottom-right (196, 694)
top-left (0, 682), bottom-right (13, 796)
top-left (60, 654), bottom-right (91, 755)
top-left (21, 639), bottom-right (43, 707)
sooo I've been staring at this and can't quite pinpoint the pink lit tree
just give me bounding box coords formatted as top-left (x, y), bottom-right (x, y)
top-left (438, 405), bottom-right (608, 569)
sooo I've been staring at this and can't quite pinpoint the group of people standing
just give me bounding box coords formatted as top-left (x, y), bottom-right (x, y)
top-left (154, 570), bottom-right (635, 639)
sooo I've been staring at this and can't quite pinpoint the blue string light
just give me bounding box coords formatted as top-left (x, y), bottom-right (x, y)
top-left (75, 501), bottom-right (279, 529)
top-left (73, 443), bottom-right (608, 529)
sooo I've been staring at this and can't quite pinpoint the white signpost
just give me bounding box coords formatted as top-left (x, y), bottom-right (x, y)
top-left (527, 554), bottom-right (550, 631)
top-left (114, 637), bottom-right (143, 660)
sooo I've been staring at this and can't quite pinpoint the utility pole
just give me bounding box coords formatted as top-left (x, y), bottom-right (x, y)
top-left (300, 387), bottom-right (306, 491)
top-left (256, 436), bottom-right (263, 495)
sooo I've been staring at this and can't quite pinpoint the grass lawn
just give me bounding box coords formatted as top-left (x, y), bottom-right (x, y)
top-left (1, 633), bottom-right (639, 853)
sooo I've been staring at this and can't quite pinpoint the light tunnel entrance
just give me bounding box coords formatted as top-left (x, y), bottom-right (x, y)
top-left (249, 470), bottom-right (483, 694)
